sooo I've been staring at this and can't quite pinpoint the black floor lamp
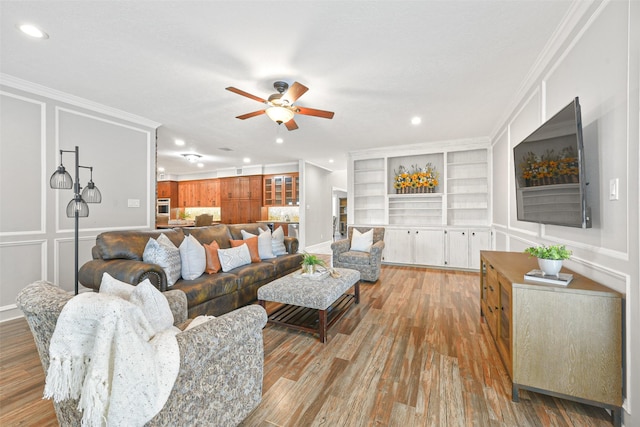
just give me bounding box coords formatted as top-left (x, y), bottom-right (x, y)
top-left (49, 146), bottom-right (102, 295)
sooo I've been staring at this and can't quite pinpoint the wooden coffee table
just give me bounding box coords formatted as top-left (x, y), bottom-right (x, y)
top-left (257, 268), bottom-right (360, 343)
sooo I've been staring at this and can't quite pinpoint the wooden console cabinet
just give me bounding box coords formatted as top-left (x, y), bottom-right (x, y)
top-left (480, 251), bottom-right (623, 426)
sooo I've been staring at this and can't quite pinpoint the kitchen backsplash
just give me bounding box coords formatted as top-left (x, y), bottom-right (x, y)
top-left (180, 207), bottom-right (221, 221)
top-left (267, 207), bottom-right (299, 221)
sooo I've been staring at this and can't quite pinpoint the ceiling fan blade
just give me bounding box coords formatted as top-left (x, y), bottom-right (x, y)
top-left (295, 106), bottom-right (335, 119)
top-left (225, 87), bottom-right (268, 104)
top-left (285, 119), bottom-right (299, 131)
top-left (236, 110), bottom-right (266, 120)
top-left (284, 82), bottom-right (309, 103)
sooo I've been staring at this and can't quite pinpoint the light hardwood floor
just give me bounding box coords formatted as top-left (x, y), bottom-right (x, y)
top-left (1, 265), bottom-right (613, 426)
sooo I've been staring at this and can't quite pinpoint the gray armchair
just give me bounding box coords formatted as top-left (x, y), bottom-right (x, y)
top-left (331, 226), bottom-right (385, 282)
top-left (16, 281), bottom-right (267, 427)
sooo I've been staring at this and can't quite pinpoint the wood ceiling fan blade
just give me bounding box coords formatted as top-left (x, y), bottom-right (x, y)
top-left (285, 119), bottom-right (299, 131)
top-left (236, 110), bottom-right (266, 120)
top-left (295, 106), bottom-right (335, 119)
top-left (284, 82), bottom-right (309, 103)
top-left (225, 87), bottom-right (268, 104)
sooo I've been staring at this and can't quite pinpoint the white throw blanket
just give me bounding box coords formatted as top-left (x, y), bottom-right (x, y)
top-left (44, 292), bottom-right (180, 427)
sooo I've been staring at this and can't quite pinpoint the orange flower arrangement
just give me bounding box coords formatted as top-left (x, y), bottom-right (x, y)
top-left (394, 163), bottom-right (439, 193)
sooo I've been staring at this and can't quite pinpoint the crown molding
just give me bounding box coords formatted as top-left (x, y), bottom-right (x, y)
top-left (0, 73), bottom-right (161, 129)
top-left (489, 0), bottom-right (598, 140)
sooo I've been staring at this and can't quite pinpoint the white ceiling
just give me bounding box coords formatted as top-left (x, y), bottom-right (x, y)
top-left (1, 1), bottom-right (573, 176)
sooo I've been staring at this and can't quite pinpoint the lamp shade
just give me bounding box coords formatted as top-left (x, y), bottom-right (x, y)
top-left (265, 106), bottom-right (295, 124)
top-left (66, 196), bottom-right (89, 218)
top-left (82, 181), bottom-right (102, 203)
top-left (50, 165), bottom-right (73, 189)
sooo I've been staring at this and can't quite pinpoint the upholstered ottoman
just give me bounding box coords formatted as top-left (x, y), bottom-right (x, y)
top-left (257, 268), bottom-right (360, 343)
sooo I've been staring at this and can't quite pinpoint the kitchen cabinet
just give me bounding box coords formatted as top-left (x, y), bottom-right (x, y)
top-left (221, 176), bottom-right (262, 200)
top-left (178, 179), bottom-right (221, 207)
top-left (220, 176), bottom-right (263, 224)
top-left (444, 228), bottom-right (490, 269)
top-left (221, 199), bottom-right (261, 224)
top-left (201, 179), bottom-right (220, 206)
top-left (157, 181), bottom-right (179, 218)
top-left (382, 228), bottom-right (443, 266)
top-left (157, 181), bottom-right (178, 199)
top-left (480, 251), bottom-right (623, 426)
top-left (178, 181), bottom-right (195, 207)
top-left (263, 173), bottom-right (299, 206)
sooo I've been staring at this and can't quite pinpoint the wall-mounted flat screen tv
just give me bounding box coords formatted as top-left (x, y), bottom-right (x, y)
top-left (513, 97), bottom-right (591, 228)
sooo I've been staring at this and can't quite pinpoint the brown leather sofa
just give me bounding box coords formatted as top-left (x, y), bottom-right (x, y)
top-left (79, 223), bottom-right (302, 317)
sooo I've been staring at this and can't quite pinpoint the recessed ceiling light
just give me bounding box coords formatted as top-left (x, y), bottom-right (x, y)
top-left (329, 159), bottom-right (334, 163)
top-left (175, 139), bottom-right (185, 146)
top-left (411, 117), bottom-right (422, 125)
top-left (197, 163), bottom-right (204, 168)
top-left (17, 23), bottom-right (49, 39)
top-left (158, 167), bottom-right (165, 172)
top-left (243, 157), bottom-right (251, 163)
top-left (276, 138), bottom-right (284, 144)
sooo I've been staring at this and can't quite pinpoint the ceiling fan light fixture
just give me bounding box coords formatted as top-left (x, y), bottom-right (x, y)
top-left (182, 153), bottom-right (201, 163)
top-left (266, 106), bottom-right (295, 124)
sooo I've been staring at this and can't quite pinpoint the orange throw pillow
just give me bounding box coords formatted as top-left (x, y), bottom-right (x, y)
top-left (203, 241), bottom-right (222, 274)
top-left (231, 237), bottom-right (261, 263)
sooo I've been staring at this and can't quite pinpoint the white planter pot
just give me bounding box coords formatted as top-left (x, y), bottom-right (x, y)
top-left (302, 264), bottom-right (316, 275)
top-left (538, 258), bottom-right (563, 277)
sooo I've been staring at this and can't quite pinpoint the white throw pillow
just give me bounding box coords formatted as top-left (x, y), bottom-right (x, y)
top-left (129, 279), bottom-right (174, 336)
top-left (217, 244), bottom-right (252, 272)
top-left (99, 272), bottom-right (135, 299)
top-left (143, 235), bottom-right (181, 287)
top-left (350, 228), bottom-right (374, 253)
top-left (179, 234), bottom-right (206, 280)
top-left (271, 226), bottom-right (287, 256)
top-left (157, 232), bottom-right (176, 247)
top-left (243, 229), bottom-right (275, 260)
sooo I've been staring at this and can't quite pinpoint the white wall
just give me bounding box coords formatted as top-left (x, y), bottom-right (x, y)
top-left (490, 0), bottom-right (638, 423)
top-left (0, 76), bottom-right (159, 320)
top-left (299, 161), bottom-right (334, 249)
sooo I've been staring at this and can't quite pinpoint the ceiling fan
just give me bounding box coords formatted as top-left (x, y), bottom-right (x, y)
top-left (225, 81), bottom-right (335, 131)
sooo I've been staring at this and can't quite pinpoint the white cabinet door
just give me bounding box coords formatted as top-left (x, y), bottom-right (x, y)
top-left (382, 228), bottom-right (412, 264)
top-left (469, 230), bottom-right (490, 269)
top-left (414, 229), bottom-right (444, 266)
top-left (446, 229), bottom-right (470, 268)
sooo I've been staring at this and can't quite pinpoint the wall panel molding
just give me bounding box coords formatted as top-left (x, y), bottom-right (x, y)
top-left (53, 235), bottom-right (97, 289)
top-left (0, 239), bottom-right (47, 321)
top-left (54, 106), bottom-right (154, 232)
top-left (0, 91), bottom-right (47, 236)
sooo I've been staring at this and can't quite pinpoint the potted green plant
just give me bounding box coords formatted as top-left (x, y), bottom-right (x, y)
top-left (300, 252), bottom-right (325, 275)
top-left (524, 244), bottom-right (572, 277)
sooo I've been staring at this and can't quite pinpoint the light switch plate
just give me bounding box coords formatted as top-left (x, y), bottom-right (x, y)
top-left (128, 199), bottom-right (140, 208)
top-left (609, 178), bottom-right (619, 201)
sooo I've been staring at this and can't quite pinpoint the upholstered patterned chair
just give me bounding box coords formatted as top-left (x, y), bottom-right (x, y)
top-left (331, 226), bottom-right (385, 282)
top-left (16, 281), bottom-right (267, 427)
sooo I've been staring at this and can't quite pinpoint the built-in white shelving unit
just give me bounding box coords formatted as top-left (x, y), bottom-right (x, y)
top-left (388, 194), bottom-right (443, 226)
top-left (349, 142), bottom-right (492, 269)
top-left (446, 149), bottom-right (489, 226)
top-left (353, 158), bottom-right (385, 225)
